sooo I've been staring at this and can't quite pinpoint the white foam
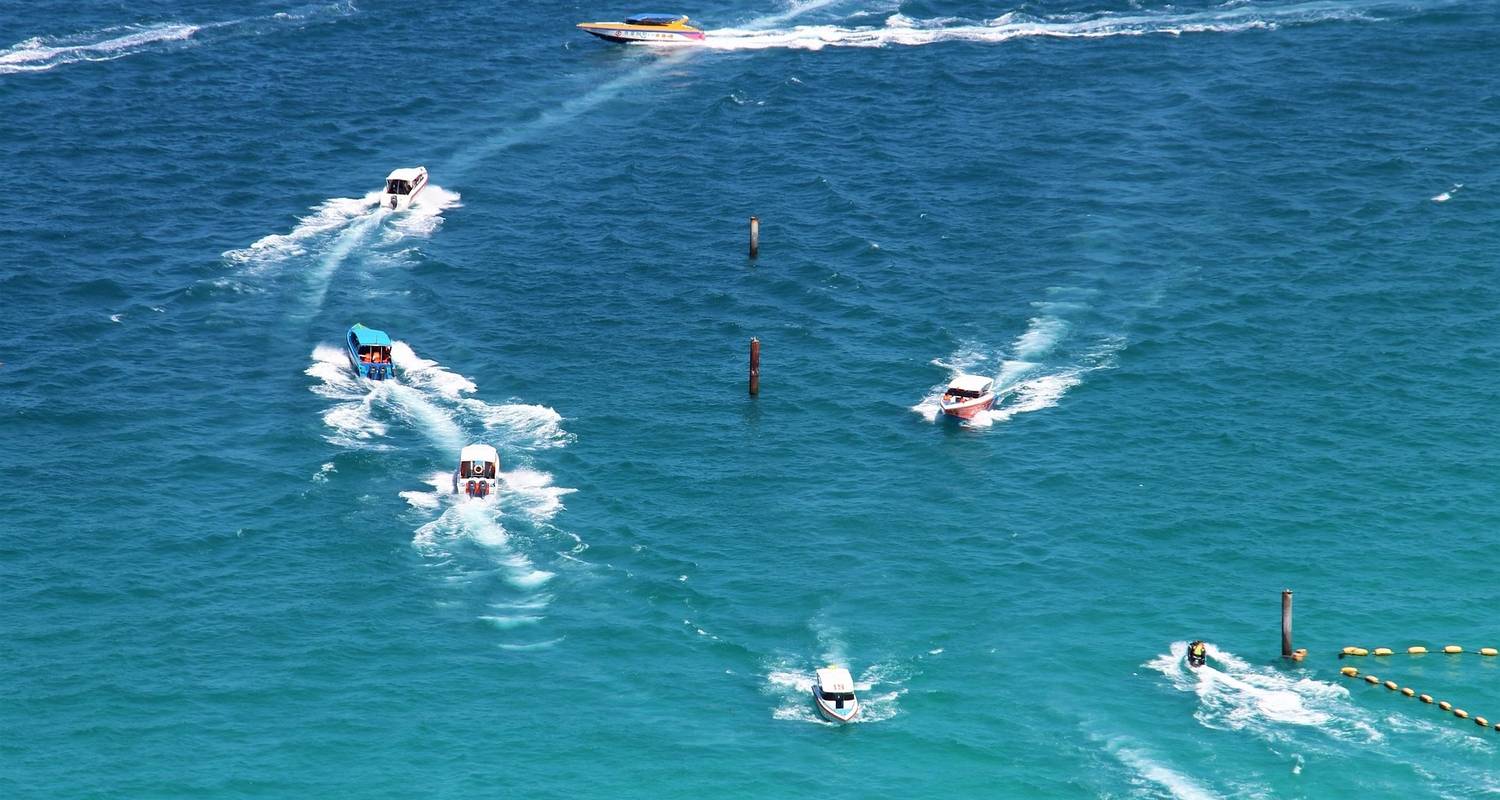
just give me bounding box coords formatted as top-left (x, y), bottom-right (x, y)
top-left (1432, 183), bottom-right (1463, 203)
top-left (1109, 743), bottom-right (1217, 800)
top-left (702, 1), bottom-right (1373, 51)
top-left (224, 192), bottom-right (381, 268)
top-left (413, 502), bottom-right (554, 590)
top-left (306, 344), bottom-right (390, 447)
top-left (499, 467), bottom-right (576, 524)
top-left (109, 313), bottom-right (123, 323)
top-left (383, 186), bottom-right (463, 241)
top-left (1145, 642), bottom-right (1382, 744)
top-left (0, 23), bottom-right (200, 75)
top-left (311, 462), bottom-right (336, 483)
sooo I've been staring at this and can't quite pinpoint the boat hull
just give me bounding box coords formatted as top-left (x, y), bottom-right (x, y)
top-left (813, 694), bottom-right (860, 723)
top-left (940, 393), bottom-right (996, 420)
top-left (577, 24), bottom-right (705, 44)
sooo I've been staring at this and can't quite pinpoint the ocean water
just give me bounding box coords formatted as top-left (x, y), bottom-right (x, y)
top-left (5, 0), bottom-right (1500, 796)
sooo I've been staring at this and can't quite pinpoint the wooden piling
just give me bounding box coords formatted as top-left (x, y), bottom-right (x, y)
top-left (749, 216), bottom-right (759, 259)
top-left (1281, 589), bottom-right (1294, 659)
top-left (749, 338), bottom-right (760, 396)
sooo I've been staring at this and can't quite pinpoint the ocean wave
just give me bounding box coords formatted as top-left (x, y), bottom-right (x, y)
top-left (703, 0), bottom-right (1380, 51)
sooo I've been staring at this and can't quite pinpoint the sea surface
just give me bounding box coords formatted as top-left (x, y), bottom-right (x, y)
top-left (4, 0), bottom-right (1500, 796)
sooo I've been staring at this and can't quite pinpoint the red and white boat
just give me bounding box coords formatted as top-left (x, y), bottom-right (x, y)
top-left (453, 444), bottom-right (499, 500)
top-left (812, 667), bottom-right (860, 723)
top-left (939, 374), bottom-right (996, 420)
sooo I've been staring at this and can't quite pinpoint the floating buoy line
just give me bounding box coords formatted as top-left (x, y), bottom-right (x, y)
top-left (1337, 644), bottom-right (1500, 734)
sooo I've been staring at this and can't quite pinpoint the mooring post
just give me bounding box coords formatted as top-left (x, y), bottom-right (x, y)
top-left (749, 337), bottom-right (760, 396)
top-left (749, 215), bottom-right (759, 259)
top-left (1281, 589), bottom-right (1294, 659)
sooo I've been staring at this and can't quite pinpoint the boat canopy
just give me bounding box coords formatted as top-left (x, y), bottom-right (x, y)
top-left (947, 374), bottom-right (994, 394)
top-left (460, 444), bottom-right (499, 465)
top-left (385, 166), bottom-right (426, 182)
top-left (625, 13), bottom-right (688, 25)
top-left (815, 667), bottom-right (855, 694)
top-left (349, 323), bottom-right (392, 347)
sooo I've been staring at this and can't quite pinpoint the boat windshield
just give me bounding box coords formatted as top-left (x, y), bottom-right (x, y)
top-left (945, 388), bottom-right (982, 399)
top-left (386, 179), bottom-right (411, 195)
top-left (626, 15), bottom-right (683, 25)
top-left (819, 690), bottom-right (855, 702)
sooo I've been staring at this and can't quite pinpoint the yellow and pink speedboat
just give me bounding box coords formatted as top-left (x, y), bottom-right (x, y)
top-left (576, 14), bottom-right (706, 44)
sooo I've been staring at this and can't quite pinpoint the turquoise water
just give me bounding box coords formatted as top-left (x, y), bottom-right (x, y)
top-left (5, 0), bottom-right (1500, 795)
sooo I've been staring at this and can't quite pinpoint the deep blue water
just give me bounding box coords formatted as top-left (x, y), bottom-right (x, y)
top-left (6, 0), bottom-right (1500, 796)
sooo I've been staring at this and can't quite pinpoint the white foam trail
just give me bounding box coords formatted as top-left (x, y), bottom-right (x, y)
top-left (224, 192), bottom-right (381, 269)
top-left (1, 4), bottom-right (358, 76)
top-left (386, 383), bottom-right (465, 452)
top-left (306, 344), bottom-right (390, 448)
top-left (109, 314), bottom-right (123, 323)
top-left (391, 341), bottom-right (476, 399)
top-left (703, 1), bottom-right (1379, 51)
top-left (1432, 183), bottom-right (1462, 203)
top-left (1108, 743), bottom-right (1217, 800)
top-left (382, 185), bottom-right (463, 241)
top-left (0, 23), bottom-right (200, 75)
top-left (1146, 642), bottom-right (1382, 744)
top-left (414, 502), bottom-right (555, 590)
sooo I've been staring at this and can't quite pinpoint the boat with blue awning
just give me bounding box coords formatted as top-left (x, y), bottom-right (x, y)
top-left (576, 13), bottom-right (706, 44)
top-left (346, 323), bottom-right (395, 381)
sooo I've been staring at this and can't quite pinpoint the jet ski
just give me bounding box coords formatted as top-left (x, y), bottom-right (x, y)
top-left (1186, 641), bottom-right (1208, 668)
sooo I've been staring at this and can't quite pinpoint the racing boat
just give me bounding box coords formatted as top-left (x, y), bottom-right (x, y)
top-left (812, 667), bottom-right (860, 723)
top-left (939, 374), bottom-right (996, 420)
top-left (575, 14), bottom-right (706, 44)
top-left (454, 444), bottom-right (500, 500)
top-left (346, 323), bottom-right (395, 381)
top-left (381, 166), bottom-right (428, 211)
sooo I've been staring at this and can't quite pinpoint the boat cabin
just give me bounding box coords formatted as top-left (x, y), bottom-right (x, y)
top-left (347, 323), bottom-right (394, 381)
top-left (625, 13), bottom-right (690, 26)
top-left (944, 374), bottom-right (994, 400)
top-left (456, 444), bottom-right (500, 499)
top-left (381, 166), bottom-right (428, 210)
top-left (815, 667), bottom-right (856, 705)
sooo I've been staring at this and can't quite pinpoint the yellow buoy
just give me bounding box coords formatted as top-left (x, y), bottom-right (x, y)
top-left (1340, 666), bottom-right (1359, 677)
top-left (1439, 701), bottom-right (1453, 711)
top-left (1408, 646), bottom-right (1428, 654)
top-left (1364, 675), bottom-right (1379, 684)
top-left (1292, 648), bottom-right (1307, 661)
top-left (1352, 647), bottom-right (1369, 656)
top-left (1373, 647), bottom-right (1393, 657)
top-left (1455, 709), bottom-right (1469, 719)
top-left (1420, 694), bottom-right (1434, 704)
top-left (1482, 648), bottom-right (1498, 657)
top-left (1342, 646), bottom-right (1360, 655)
top-left (1477, 717), bottom-right (1490, 727)
top-left (1444, 645), bottom-right (1463, 654)
top-left (1401, 687), bottom-right (1415, 697)
top-left (1383, 680), bottom-right (1398, 690)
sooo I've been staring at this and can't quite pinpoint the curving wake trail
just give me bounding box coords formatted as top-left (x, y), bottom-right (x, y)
top-left (703, 1), bottom-right (1404, 51)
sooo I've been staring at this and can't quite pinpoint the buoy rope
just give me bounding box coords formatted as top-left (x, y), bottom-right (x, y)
top-left (1337, 661), bottom-right (1497, 733)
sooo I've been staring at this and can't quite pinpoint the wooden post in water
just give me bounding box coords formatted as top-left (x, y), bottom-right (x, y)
top-left (749, 216), bottom-right (760, 259)
top-left (749, 338), bottom-right (760, 396)
top-left (1281, 589), bottom-right (1294, 659)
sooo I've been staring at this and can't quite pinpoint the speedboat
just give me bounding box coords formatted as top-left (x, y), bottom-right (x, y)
top-left (381, 166), bottom-right (428, 211)
top-left (346, 323), bottom-right (395, 381)
top-left (812, 667), bottom-right (860, 723)
top-left (576, 14), bottom-right (706, 44)
top-left (939, 374), bottom-right (996, 420)
top-left (454, 444), bottom-right (500, 500)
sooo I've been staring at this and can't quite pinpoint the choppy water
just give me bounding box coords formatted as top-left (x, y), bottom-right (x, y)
top-left (5, 0), bottom-right (1500, 796)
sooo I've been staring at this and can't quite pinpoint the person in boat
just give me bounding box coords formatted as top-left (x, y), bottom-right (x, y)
top-left (1187, 640), bottom-right (1207, 668)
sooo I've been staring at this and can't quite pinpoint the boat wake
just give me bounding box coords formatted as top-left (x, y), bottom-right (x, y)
top-left (306, 341), bottom-right (569, 453)
top-left (913, 301), bottom-right (1122, 427)
top-left (1146, 641), bottom-right (1380, 744)
top-left (223, 185), bottom-right (460, 271)
top-left (703, 1), bottom-right (1389, 51)
top-left (764, 657), bottom-right (909, 725)
top-left (0, 2), bottom-right (357, 75)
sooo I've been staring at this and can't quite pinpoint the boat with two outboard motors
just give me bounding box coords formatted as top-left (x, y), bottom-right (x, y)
top-left (454, 444), bottom-right (500, 500)
top-left (576, 14), bottom-right (705, 44)
top-left (346, 323), bottom-right (395, 381)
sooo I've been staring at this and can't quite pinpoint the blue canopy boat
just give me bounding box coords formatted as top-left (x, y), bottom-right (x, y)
top-left (346, 323), bottom-right (395, 381)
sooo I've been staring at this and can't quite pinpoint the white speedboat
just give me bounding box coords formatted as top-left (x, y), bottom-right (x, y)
top-left (812, 667), bottom-right (860, 723)
top-left (939, 374), bottom-right (996, 420)
top-left (382, 166), bottom-right (428, 211)
top-left (454, 443), bottom-right (499, 500)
